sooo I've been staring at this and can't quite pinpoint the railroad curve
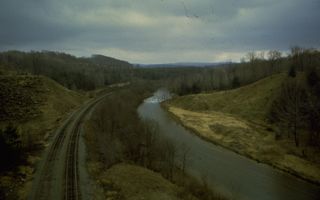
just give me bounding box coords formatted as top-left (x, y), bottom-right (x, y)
top-left (29, 93), bottom-right (111, 200)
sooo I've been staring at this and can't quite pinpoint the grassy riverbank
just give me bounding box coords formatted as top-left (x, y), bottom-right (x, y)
top-left (163, 74), bottom-right (320, 185)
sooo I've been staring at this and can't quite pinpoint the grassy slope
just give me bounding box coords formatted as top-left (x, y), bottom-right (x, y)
top-left (168, 73), bottom-right (285, 125)
top-left (25, 76), bottom-right (86, 141)
top-left (164, 73), bottom-right (320, 184)
top-left (101, 163), bottom-right (185, 200)
top-left (0, 74), bottom-right (87, 143)
top-left (0, 72), bottom-right (88, 199)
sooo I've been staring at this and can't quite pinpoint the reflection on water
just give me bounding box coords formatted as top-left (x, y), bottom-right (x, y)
top-left (137, 89), bottom-right (320, 200)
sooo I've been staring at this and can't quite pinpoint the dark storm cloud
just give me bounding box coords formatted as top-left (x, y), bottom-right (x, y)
top-left (0, 0), bottom-right (79, 45)
top-left (0, 0), bottom-right (319, 63)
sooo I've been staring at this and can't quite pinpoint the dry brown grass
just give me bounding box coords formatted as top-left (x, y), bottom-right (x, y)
top-left (164, 74), bottom-right (320, 184)
top-left (166, 105), bottom-right (320, 184)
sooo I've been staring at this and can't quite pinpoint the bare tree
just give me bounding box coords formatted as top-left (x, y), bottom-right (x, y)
top-left (246, 51), bottom-right (257, 63)
top-left (268, 50), bottom-right (282, 61)
top-left (258, 51), bottom-right (266, 60)
top-left (180, 143), bottom-right (191, 174)
top-left (268, 50), bottom-right (282, 72)
top-left (143, 120), bottom-right (159, 168)
top-left (164, 141), bottom-right (177, 181)
top-left (269, 79), bottom-right (308, 147)
top-left (291, 46), bottom-right (305, 71)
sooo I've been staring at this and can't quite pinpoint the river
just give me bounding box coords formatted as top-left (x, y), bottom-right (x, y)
top-left (137, 89), bottom-right (320, 200)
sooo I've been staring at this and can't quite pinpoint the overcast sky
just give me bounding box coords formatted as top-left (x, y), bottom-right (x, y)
top-left (0, 0), bottom-right (319, 64)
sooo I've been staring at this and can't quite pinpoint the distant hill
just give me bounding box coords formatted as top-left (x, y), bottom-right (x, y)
top-left (135, 62), bottom-right (232, 68)
top-left (82, 54), bottom-right (132, 69)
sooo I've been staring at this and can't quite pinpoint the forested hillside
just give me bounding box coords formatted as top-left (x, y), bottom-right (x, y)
top-left (135, 48), bottom-right (320, 96)
top-left (269, 62), bottom-right (320, 148)
top-left (0, 51), bottom-right (133, 90)
top-left (2, 48), bottom-right (319, 96)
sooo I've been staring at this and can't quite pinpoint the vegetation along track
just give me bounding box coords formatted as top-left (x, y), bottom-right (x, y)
top-left (29, 93), bottom-right (112, 200)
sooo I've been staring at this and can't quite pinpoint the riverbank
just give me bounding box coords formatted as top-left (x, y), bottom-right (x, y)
top-left (83, 85), bottom-right (229, 200)
top-left (162, 103), bottom-right (320, 185)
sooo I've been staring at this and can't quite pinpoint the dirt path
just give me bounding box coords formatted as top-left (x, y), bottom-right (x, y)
top-left (28, 93), bottom-right (111, 200)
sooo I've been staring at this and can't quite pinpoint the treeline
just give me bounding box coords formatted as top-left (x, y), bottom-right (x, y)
top-left (269, 47), bottom-right (320, 149)
top-left (85, 83), bottom-right (222, 200)
top-left (0, 51), bottom-right (133, 90)
top-left (135, 48), bottom-right (320, 95)
top-left (2, 48), bottom-right (319, 98)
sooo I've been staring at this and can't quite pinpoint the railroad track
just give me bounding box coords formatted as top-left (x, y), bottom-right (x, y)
top-left (31, 110), bottom-right (78, 200)
top-left (29, 93), bottom-right (111, 200)
top-left (64, 116), bottom-right (81, 200)
top-left (64, 95), bottom-right (107, 200)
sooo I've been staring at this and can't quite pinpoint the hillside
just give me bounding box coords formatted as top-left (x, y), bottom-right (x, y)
top-left (0, 73), bottom-right (87, 139)
top-left (164, 73), bottom-right (320, 184)
top-left (84, 54), bottom-right (132, 68)
top-left (90, 163), bottom-right (196, 200)
top-left (167, 73), bottom-right (285, 125)
top-left (0, 51), bottom-right (133, 91)
top-left (0, 75), bottom-right (85, 122)
top-left (0, 70), bottom-right (87, 199)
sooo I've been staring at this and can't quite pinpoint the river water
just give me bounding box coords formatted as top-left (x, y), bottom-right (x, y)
top-left (137, 89), bottom-right (320, 200)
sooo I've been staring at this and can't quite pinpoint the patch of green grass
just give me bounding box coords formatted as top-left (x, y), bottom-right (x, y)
top-left (167, 73), bottom-right (285, 124)
top-left (103, 163), bottom-right (182, 200)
